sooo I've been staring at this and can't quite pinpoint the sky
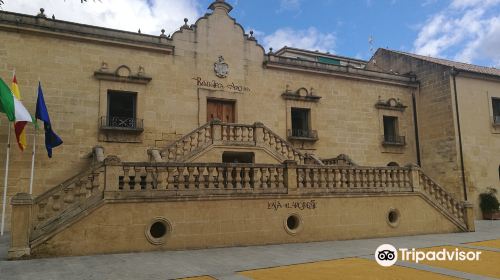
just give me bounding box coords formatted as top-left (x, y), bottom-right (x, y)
top-left (2, 0), bottom-right (500, 67)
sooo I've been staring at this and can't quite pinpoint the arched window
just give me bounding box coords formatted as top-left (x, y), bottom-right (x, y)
top-left (387, 162), bottom-right (399, 167)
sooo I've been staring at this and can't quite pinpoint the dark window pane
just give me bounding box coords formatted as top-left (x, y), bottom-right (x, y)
top-left (222, 152), bottom-right (254, 163)
top-left (291, 108), bottom-right (310, 137)
top-left (108, 91), bottom-right (136, 119)
top-left (383, 116), bottom-right (397, 142)
top-left (493, 98), bottom-right (500, 117)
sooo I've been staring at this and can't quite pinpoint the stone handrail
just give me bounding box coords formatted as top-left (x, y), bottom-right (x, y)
top-left (258, 123), bottom-right (310, 164)
top-left (296, 166), bottom-right (412, 193)
top-left (157, 121), bottom-right (320, 164)
top-left (105, 162), bottom-right (287, 198)
top-left (418, 170), bottom-right (466, 224)
top-left (220, 123), bottom-right (255, 143)
top-left (31, 163), bottom-right (105, 239)
top-left (160, 122), bottom-right (212, 162)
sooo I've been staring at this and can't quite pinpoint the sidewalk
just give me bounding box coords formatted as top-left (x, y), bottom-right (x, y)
top-left (0, 221), bottom-right (499, 280)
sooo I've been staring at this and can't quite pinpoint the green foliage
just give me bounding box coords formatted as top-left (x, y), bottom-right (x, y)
top-left (479, 187), bottom-right (499, 213)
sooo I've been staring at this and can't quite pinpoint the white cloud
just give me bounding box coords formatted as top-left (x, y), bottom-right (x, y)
top-left (262, 27), bottom-right (336, 53)
top-left (2, 0), bottom-right (202, 35)
top-left (413, 0), bottom-right (500, 66)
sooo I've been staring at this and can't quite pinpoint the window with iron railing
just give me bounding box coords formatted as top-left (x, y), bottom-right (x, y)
top-left (289, 108), bottom-right (318, 141)
top-left (101, 90), bottom-right (143, 132)
top-left (383, 116), bottom-right (405, 146)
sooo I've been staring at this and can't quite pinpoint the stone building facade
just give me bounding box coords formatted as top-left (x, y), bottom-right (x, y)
top-left (0, 1), bottom-right (480, 258)
top-left (368, 49), bottom-right (500, 218)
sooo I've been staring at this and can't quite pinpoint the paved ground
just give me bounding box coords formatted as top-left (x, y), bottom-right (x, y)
top-left (0, 221), bottom-right (499, 280)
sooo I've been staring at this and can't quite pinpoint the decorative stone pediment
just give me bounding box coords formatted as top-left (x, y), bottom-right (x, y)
top-left (94, 63), bottom-right (152, 84)
top-left (375, 97), bottom-right (407, 111)
top-left (281, 85), bottom-right (322, 102)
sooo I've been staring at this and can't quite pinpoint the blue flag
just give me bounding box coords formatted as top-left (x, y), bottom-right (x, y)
top-left (36, 82), bottom-right (63, 158)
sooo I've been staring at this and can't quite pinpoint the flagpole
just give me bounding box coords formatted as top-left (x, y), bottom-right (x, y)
top-left (1, 125), bottom-right (11, 236)
top-left (29, 127), bottom-right (37, 195)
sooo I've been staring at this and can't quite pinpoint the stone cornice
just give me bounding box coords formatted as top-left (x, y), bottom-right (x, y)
top-left (265, 55), bottom-right (418, 88)
top-left (0, 11), bottom-right (174, 54)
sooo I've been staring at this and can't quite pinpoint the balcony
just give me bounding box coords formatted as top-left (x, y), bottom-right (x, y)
top-left (100, 116), bottom-right (144, 132)
top-left (494, 115), bottom-right (500, 126)
top-left (287, 129), bottom-right (318, 141)
top-left (382, 135), bottom-right (406, 146)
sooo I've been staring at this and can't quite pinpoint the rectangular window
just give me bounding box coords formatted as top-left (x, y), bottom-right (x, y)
top-left (291, 108), bottom-right (311, 137)
top-left (106, 91), bottom-right (138, 129)
top-left (493, 98), bottom-right (500, 124)
top-left (383, 116), bottom-right (399, 143)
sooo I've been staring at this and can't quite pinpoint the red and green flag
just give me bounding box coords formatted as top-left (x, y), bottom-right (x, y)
top-left (0, 78), bottom-right (32, 128)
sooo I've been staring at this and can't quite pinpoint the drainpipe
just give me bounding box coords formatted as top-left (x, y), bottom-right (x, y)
top-left (411, 80), bottom-right (421, 167)
top-left (412, 91), bottom-right (421, 166)
top-left (450, 67), bottom-right (468, 201)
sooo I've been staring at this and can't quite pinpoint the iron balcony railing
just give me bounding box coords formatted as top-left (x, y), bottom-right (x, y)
top-left (287, 129), bottom-right (318, 140)
top-left (383, 135), bottom-right (406, 146)
top-left (100, 116), bottom-right (144, 131)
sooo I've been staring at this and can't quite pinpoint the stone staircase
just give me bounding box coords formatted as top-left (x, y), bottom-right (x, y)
top-left (29, 163), bottom-right (105, 247)
top-left (150, 121), bottom-right (323, 165)
top-left (8, 123), bottom-right (473, 259)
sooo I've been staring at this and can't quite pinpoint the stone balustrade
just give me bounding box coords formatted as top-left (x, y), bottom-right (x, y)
top-left (160, 122), bottom-right (212, 162)
top-left (158, 121), bottom-right (314, 164)
top-left (108, 163), bottom-right (287, 198)
top-left (24, 160), bottom-right (470, 251)
top-left (31, 164), bottom-right (105, 239)
top-left (418, 171), bottom-right (466, 223)
top-left (220, 123), bottom-right (255, 142)
top-left (296, 166), bottom-right (412, 193)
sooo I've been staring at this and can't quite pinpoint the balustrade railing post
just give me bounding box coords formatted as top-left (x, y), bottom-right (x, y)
top-left (7, 193), bottom-right (33, 260)
top-left (148, 148), bottom-right (163, 162)
top-left (211, 120), bottom-right (222, 144)
top-left (254, 122), bottom-right (264, 146)
top-left (409, 165), bottom-right (420, 193)
top-left (462, 201), bottom-right (475, 232)
top-left (103, 156), bottom-right (123, 199)
top-left (284, 160), bottom-right (298, 194)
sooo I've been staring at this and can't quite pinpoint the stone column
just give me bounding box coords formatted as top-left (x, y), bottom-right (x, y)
top-left (462, 201), bottom-right (475, 232)
top-left (7, 193), bottom-right (33, 260)
top-left (284, 160), bottom-right (298, 195)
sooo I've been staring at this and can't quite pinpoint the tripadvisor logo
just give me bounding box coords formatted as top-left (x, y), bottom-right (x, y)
top-left (375, 244), bottom-right (482, 267)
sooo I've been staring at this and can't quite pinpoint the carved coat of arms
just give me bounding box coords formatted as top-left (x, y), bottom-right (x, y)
top-left (214, 56), bottom-right (229, 78)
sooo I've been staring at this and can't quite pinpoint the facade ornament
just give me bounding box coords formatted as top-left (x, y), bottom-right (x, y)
top-left (100, 61), bottom-right (109, 72)
top-left (375, 97), bottom-right (407, 112)
top-left (160, 29), bottom-right (167, 38)
top-left (214, 56), bottom-right (229, 78)
top-left (248, 30), bottom-right (256, 41)
top-left (37, 8), bottom-right (47, 18)
top-left (137, 66), bottom-right (145, 76)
